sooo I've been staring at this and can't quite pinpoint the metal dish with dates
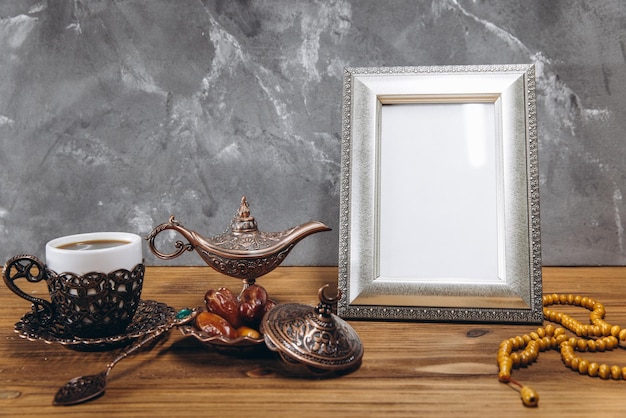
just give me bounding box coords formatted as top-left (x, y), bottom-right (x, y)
top-left (178, 314), bottom-right (268, 356)
top-left (177, 283), bottom-right (275, 356)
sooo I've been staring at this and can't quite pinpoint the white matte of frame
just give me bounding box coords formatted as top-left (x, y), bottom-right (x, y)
top-left (338, 65), bottom-right (542, 323)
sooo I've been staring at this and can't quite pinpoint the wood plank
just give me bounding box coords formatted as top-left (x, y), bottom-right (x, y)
top-left (2, 266), bottom-right (626, 417)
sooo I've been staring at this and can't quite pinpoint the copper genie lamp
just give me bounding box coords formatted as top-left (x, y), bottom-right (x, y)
top-left (147, 196), bottom-right (331, 285)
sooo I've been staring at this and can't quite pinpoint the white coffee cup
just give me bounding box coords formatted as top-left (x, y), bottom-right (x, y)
top-left (46, 232), bottom-right (143, 275)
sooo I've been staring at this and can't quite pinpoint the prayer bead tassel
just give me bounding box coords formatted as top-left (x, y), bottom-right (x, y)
top-left (507, 379), bottom-right (539, 407)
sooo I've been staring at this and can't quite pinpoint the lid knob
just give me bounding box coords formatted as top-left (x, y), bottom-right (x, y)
top-left (231, 196), bottom-right (258, 233)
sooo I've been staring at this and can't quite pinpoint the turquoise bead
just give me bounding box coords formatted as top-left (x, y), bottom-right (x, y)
top-left (176, 308), bottom-right (193, 320)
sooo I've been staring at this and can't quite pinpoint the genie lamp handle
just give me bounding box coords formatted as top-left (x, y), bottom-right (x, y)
top-left (146, 216), bottom-right (196, 261)
top-left (2, 255), bottom-right (55, 325)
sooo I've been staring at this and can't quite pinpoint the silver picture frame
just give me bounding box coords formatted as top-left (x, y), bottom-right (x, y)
top-left (337, 65), bottom-right (542, 323)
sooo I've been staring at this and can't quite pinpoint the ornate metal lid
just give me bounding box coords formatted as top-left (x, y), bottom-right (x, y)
top-left (208, 196), bottom-right (289, 252)
top-left (261, 285), bottom-right (363, 374)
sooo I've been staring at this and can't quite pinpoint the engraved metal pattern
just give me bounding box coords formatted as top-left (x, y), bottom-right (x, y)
top-left (147, 196), bottom-right (330, 283)
top-left (196, 244), bottom-right (296, 281)
top-left (524, 64), bottom-right (543, 320)
top-left (209, 196), bottom-right (293, 251)
top-left (263, 304), bottom-right (362, 368)
top-left (47, 265), bottom-right (144, 338)
top-left (3, 255), bottom-right (144, 338)
top-left (338, 64), bottom-right (542, 323)
top-left (54, 373), bottom-right (107, 406)
top-left (14, 299), bottom-right (175, 351)
top-left (209, 227), bottom-right (292, 252)
top-left (262, 286), bottom-right (363, 374)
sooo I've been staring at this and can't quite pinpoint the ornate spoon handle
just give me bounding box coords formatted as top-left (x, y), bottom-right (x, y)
top-left (53, 308), bottom-right (198, 406)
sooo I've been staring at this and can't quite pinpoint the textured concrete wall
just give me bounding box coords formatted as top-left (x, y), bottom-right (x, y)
top-left (1, 0), bottom-right (625, 267)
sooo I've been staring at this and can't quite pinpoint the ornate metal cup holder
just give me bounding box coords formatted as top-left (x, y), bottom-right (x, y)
top-left (3, 255), bottom-right (145, 339)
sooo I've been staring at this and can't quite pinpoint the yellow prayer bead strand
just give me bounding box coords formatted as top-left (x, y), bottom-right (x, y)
top-left (498, 294), bottom-right (626, 407)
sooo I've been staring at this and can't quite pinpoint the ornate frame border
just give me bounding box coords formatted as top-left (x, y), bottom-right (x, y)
top-left (337, 65), bottom-right (542, 323)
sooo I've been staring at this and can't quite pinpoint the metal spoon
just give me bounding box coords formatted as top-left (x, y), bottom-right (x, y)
top-left (53, 308), bottom-right (197, 406)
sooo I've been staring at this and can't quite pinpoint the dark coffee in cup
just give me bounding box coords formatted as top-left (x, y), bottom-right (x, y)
top-left (57, 239), bottom-right (131, 251)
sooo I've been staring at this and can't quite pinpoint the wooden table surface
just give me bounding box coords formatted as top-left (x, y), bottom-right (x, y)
top-left (2, 266), bottom-right (626, 417)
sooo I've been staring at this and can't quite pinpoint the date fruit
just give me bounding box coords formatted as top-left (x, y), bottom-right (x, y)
top-left (205, 287), bottom-right (242, 328)
top-left (199, 284), bottom-right (276, 340)
top-left (264, 298), bottom-right (277, 313)
top-left (237, 326), bottom-right (262, 339)
top-left (195, 311), bottom-right (238, 339)
top-left (238, 284), bottom-right (268, 327)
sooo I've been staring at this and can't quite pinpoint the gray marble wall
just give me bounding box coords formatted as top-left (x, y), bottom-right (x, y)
top-left (1, 0), bottom-right (625, 267)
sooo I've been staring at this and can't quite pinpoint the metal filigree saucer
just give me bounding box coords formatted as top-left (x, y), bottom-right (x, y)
top-left (14, 300), bottom-right (176, 351)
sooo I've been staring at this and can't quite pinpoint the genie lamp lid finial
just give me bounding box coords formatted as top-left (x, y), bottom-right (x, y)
top-left (231, 196), bottom-right (258, 233)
